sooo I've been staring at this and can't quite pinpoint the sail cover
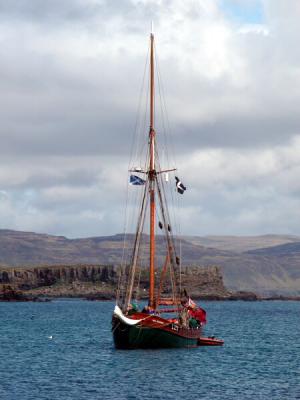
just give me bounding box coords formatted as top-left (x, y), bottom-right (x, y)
top-left (114, 305), bottom-right (144, 326)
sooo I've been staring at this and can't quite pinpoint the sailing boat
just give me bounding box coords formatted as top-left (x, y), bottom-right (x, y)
top-left (112, 31), bottom-right (221, 349)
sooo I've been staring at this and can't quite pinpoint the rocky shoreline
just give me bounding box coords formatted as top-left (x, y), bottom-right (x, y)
top-left (0, 264), bottom-right (228, 300)
top-left (0, 285), bottom-right (51, 302)
top-left (1, 284), bottom-right (299, 302)
top-left (1, 264), bottom-right (299, 302)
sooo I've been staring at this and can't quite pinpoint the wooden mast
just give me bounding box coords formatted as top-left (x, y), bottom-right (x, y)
top-left (149, 30), bottom-right (155, 308)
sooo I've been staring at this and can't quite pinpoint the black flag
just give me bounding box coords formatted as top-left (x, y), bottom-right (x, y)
top-left (175, 176), bottom-right (186, 194)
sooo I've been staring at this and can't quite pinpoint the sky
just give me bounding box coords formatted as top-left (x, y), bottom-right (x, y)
top-left (1, 0), bottom-right (300, 238)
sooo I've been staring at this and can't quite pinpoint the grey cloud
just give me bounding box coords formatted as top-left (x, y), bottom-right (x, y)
top-left (0, 0), bottom-right (161, 33)
top-left (3, 0), bottom-right (300, 161)
top-left (0, 0), bottom-right (300, 237)
top-left (174, 115), bottom-right (300, 150)
top-left (0, 0), bottom-right (104, 24)
top-left (15, 169), bottom-right (99, 190)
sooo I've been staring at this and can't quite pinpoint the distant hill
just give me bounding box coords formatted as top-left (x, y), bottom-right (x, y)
top-left (182, 234), bottom-right (300, 252)
top-left (0, 229), bottom-right (300, 296)
top-left (0, 229), bottom-right (126, 266)
top-left (0, 229), bottom-right (232, 267)
top-left (247, 241), bottom-right (300, 256)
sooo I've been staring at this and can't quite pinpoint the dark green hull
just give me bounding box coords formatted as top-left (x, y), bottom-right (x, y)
top-left (112, 316), bottom-right (200, 349)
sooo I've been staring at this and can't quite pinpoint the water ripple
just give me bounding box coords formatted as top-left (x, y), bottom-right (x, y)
top-left (0, 300), bottom-right (299, 399)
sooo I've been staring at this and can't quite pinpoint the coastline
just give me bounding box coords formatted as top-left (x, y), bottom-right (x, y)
top-left (1, 285), bottom-right (300, 302)
top-left (1, 264), bottom-right (299, 302)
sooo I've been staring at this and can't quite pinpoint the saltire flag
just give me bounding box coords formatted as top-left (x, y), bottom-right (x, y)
top-left (130, 175), bottom-right (146, 185)
top-left (175, 176), bottom-right (186, 194)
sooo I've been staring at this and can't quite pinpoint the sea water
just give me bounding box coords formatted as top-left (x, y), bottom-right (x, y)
top-left (0, 300), bottom-right (299, 400)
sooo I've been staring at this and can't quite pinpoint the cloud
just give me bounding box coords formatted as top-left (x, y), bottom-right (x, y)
top-left (0, 0), bottom-right (300, 237)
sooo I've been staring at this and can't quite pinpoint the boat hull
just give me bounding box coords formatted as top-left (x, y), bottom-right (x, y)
top-left (198, 337), bottom-right (224, 346)
top-left (112, 315), bottom-right (201, 349)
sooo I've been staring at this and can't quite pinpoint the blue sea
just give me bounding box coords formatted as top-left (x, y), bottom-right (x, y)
top-left (0, 300), bottom-right (299, 400)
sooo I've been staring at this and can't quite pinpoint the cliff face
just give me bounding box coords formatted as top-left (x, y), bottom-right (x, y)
top-left (180, 266), bottom-right (228, 297)
top-left (0, 264), bottom-right (118, 288)
top-left (1, 229), bottom-right (300, 295)
top-left (0, 264), bottom-right (230, 299)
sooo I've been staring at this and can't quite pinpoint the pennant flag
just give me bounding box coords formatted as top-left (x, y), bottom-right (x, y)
top-left (175, 176), bottom-right (186, 194)
top-left (130, 175), bottom-right (146, 185)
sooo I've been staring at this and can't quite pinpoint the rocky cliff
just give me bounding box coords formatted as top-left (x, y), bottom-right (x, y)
top-left (1, 229), bottom-right (300, 295)
top-left (0, 264), bottom-right (232, 300)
